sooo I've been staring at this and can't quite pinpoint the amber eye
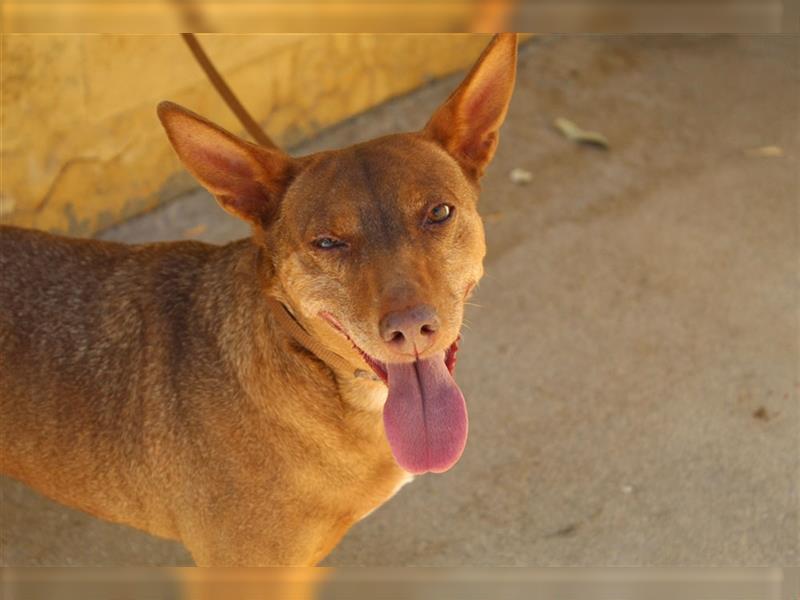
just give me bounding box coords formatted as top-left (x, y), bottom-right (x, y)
top-left (426, 203), bottom-right (453, 225)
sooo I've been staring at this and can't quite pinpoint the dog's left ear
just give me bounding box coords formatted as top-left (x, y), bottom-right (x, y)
top-left (424, 33), bottom-right (518, 179)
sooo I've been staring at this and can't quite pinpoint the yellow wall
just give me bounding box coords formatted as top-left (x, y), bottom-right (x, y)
top-left (1, 34), bottom-right (493, 236)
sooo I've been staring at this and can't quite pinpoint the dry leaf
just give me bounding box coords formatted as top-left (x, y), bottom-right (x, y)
top-left (509, 168), bottom-right (533, 185)
top-left (554, 117), bottom-right (609, 149)
top-left (745, 145), bottom-right (783, 158)
top-left (183, 223), bottom-right (207, 238)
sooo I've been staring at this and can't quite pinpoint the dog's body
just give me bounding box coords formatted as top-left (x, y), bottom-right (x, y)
top-left (1, 229), bottom-right (407, 564)
top-left (0, 34), bottom-right (517, 565)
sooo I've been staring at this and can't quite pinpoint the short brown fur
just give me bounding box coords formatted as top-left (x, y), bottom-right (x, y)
top-left (0, 34), bottom-right (517, 566)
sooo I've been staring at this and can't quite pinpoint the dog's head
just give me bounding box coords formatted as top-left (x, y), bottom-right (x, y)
top-left (158, 34), bottom-right (518, 474)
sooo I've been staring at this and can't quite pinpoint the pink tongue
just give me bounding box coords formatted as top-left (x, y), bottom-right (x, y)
top-left (382, 352), bottom-right (468, 474)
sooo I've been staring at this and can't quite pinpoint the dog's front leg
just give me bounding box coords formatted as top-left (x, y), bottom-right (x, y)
top-left (182, 511), bottom-right (356, 567)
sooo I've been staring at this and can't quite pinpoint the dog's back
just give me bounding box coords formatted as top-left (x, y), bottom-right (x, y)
top-left (0, 226), bottom-right (234, 536)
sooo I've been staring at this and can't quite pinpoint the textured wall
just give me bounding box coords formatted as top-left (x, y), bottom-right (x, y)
top-left (1, 34), bottom-right (492, 236)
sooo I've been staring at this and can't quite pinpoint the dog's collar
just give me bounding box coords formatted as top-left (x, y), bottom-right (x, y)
top-left (266, 297), bottom-right (380, 382)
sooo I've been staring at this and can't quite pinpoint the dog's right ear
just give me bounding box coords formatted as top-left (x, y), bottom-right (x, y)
top-left (157, 101), bottom-right (294, 227)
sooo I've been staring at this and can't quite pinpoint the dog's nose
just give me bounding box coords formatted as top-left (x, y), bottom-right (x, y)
top-left (379, 305), bottom-right (440, 356)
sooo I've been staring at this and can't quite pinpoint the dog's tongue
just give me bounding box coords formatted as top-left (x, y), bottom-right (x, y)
top-left (382, 352), bottom-right (468, 474)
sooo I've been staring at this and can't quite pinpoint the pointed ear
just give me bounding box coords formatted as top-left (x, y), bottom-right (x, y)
top-left (157, 101), bottom-right (295, 227)
top-left (424, 33), bottom-right (518, 179)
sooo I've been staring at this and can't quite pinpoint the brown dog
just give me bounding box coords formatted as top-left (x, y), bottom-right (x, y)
top-left (0, 33), bottom-right (517, 566)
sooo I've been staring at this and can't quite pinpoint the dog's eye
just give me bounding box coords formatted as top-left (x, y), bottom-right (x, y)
top-left (312, 236), bottom-right (346, 250)
top-left (425, 204), bottom-right (453, 225)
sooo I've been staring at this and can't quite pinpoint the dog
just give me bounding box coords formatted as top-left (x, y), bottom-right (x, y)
top-left (0, 33), bottom-right (518, 566)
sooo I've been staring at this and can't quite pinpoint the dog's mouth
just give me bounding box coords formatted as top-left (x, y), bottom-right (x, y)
top-left (320, 312), bottom-right (467, 475)
top-left (322, 315), bottom-right (460, 384)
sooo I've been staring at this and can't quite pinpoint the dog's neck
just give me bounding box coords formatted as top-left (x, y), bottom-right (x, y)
top-left (222, 239), bottom-right (387, 418)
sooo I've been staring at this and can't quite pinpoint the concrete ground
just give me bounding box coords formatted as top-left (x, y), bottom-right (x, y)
top-left (1, 35), bottom-right (797, 566)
